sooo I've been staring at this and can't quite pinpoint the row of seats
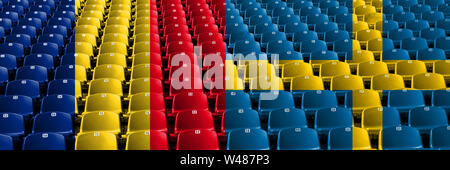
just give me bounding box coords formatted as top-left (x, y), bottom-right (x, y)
top-left (0, 0), bottom-right (77, 150)
top-left (149, 0), bottom-right (226, 150)
top-left (226, 125), bottom-right (450, 150)
top-left (223, 0), bottom-right (450, 150)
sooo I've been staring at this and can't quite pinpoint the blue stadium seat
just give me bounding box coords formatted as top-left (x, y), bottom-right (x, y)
top-left (315, 107), bottom-right (353, 133)
top-left (0, 95), bottom-right (34, 117)
top-left (224, 108), bottom-right (261, 133)
top-left (5, 34), bottom-right (32, 49)
top-left (32, 112), bottom-right (73, 136)
top-left (15, 65), bottom-right (48, 83)
top-left (258, 90), bottom-right (295, 120)
top-left (268, 108), bottom-right (307, 135)
top-left (5, 80), bottom-right (41, 99)
top-left (23, 54), bottom-right (55, 70)
top-left (227, 128), bottom-right (270, 150)
top-left (277, 127), bottom-right (320, 150)
top-left (22, 133), bottom-right (66, 150)
top-left (40, 95), bottom-right (76, 116)
top-left (31, 42), bottom-right (60, 58)
top-left (409, 106), bottom-right (448, 133)
top-left (387, 90), bottom-right (425, 112)
top-left (19, 18), bottom-right (42, 30)
top-left (43, 25), bottom-right (68, 38)
top-left (266, 39), bottom-right (294, 54)
top-left (0, 66), bottom-right (8, 84)
top-left (0, 18), bottom-right (13, 33)
top-left (382, 49), bottom-right (410, 60)
top-left (0, 43), bottom-right (25, 58)
top-left (47, 79), bottom-right (76, 96)
top-left (430, 126), bottom-right (450, 150)
top-left (301, 90), bottom-right (338, 116)
top-left (54, 65), bottom-right (75, 80)
top-left (0, 134), bottom-right (13, 150)
top-left (0, 113), bottom-right (25, 137)
top-left (225, 91), bottom-right (252, 110)
top-left (381, 126), bottom-right (423, 150)
top-left (0, 55), bottom-right (16, 71)
top-left (38, 34), bottom-right (65, 49)
top-left (12, 25), bottom-right (37, 40)
top-left (432, 90), bottom-right (450, 109)
top-left (417, 48), bottom-right (446, 60)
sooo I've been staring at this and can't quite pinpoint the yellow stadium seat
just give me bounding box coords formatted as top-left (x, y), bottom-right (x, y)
top-left (290, 75), bottom-right (324, 90)
top-left (352, 127), bottom-right (373, 150)
top-left (110, 4), bottom-right (132, 12)
top-left (134, 24), bottom-right (150, 35)
top-left (77, 17), bottom-right (101, 29)
top-left (135, 17), bottom-right (150, 26)
top-left (249, 76), bottom-right (284, 91)
top-left (96, 53), bottom-right (127, 68)
top-left (75, 33), bottom-right (97, 47)
top-left (126, 111), bottom-right (150, 134)
top-left (319, 61), bottom-right (351, 78)
top-left (353, 40), bottom-right (361, 51)
top-left (367, 38), bottom-right (383, 53)
top-left (106, 17), bottom-right (130, 28)
top-left (132, 52), bottom-right (150, 66)
top-left (75, 132), bottom-right (118, 150)
top-left (131, 64), bottom-right (150, 80)
top-left (353, 0), bottom-right (366, 8)
top-left (88, 78), bottom-right (123, 97)
top-left (81, 10), bottom-right (103, 21)
top-left (79, 111), bottom-right (121, 135)
top-left (104, 25), bottom-right (129, 35)
top-left (93, 64), bottom-right (125, 81)
top-left (354, 5), bottom-right (376, 16)
top-left (99, 42), bottom-right (128, 56)
top-left (134, 33), bottom-right (150, 44)
top-left (364, 12), bottom-right (383, 26)
top-left (75, 65), bottom-right (88, 83)
top-left (395, 60), bottom-right (427, 77)
top-left (74, 42), bottom-right (94, 57)
top-left (347, 50), bottom-right (375, 64)
top-left (128, 93), bottom-right (150, 114)
top-left (125, 131), bottom-right (150, 150)
top-left (225, 77), bottom-right (244, 90)
top-left (84, 93), bottom-right (122, 114)
top-left (361, 107), bottom-right (384, 132)
top-left (75, 80), bottom-right (82, 99)
top-left (371, 74), bottom-right (405, 90)
top-left (330, 74), bottom-right (365, 90)
top-left (108, 10), bottom-right (131, 21)
top-left (83, 5), bottom-right (105, 15)
top-left (242, 61), bottom-right (278, 80)
top-left (352, 89), bottom-right (382, 113)
top-left (356, 29), bottom-right (382, 42)
top-left (133, 41), bottom-right (150, 55)
top-left (74, 25), bottom-right (99, 38)
top-left (281, 61), bottom-right (314, 79)
top-left (75, 53), bottom-right (91, 69)
top-left (85, 0), bottom-right (106, 7)
top-left (129, 78), bottom-right (150, 95)
top-left (102, 33), bottom-right (129, 47)
top-left (111, 0), bottom-right (132, 6)
top-left (358, 61), bottom-right (389, 78)
top-left (352, 21), bottom-right (369, 33)
top-left (411, 73), bottom-right (446, 90)
top-left (434, 60), bottom-right (450, 76)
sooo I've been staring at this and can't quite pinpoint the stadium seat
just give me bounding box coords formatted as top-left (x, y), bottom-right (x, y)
top-left (380, 126), bottom-right (423, 150)
top-left (22, 133), bottom-right (66, 150)
top-left (227, 128), bottom-right (270, 150)
top-left (75, 132), bottom-right (118, 150)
